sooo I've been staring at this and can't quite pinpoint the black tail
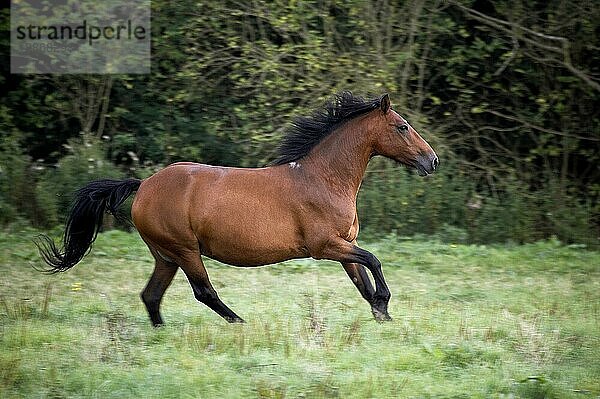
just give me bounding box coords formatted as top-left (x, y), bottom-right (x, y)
top-left (36, 178), bottom-right (142, 273)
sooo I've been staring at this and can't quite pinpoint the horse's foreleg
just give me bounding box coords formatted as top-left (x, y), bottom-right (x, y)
top-left (141, 251), bottom-right (178, 327)
top-left (342, 262), bottom-right (375, 302)
top-left (318, 239), bottom-right (392, 321)
top-left (178, 252), bottom-right (244, 323)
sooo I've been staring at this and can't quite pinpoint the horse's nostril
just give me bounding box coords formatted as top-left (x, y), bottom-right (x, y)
top-left (432, 156), bottom-right (439, 171)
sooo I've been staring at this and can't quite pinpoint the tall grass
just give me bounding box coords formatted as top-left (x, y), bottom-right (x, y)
top-left (1, 229), bottom-right (598, 398)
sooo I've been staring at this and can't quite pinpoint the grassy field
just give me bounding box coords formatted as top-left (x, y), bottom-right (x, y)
top-left (1, 228), bottom-right (599, 398)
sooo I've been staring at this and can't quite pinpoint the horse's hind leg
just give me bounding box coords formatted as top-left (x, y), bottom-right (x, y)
top-left (178, 252), bottom-right (244, 323)
top-left (141, 250), bottom-right (178, 327)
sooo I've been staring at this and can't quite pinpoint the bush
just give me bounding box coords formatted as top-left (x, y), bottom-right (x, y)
top-left (0, 130), bottom-right (36, 225)
top-left (34, 136), bottom-right (124, 227)
top-left (358, 157), bottom-right (472, 239)
top-left (357, 158), bottom-right (598, 248)
top-left (0, 134), bottom-right (124, 229)
top-left (536, 177), bottom-right (597, 246)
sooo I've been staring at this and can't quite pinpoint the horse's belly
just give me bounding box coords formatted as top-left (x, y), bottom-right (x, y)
top-left (193, 203), bottom-right (308, 267)
top-left (200, 233), bottom-right (307, 267)
top-left (206, 247), bottom-right (306, 267)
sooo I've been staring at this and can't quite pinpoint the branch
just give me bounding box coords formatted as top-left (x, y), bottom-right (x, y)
top-left (448, 0), bottom-right (600, 92)
top-left (493, 36), bottom-right (519, 76)
top-left (96, 77), bottom-right (113, 139)
top-left (449, 0), bottom-right (568, 48)
top-left (484, 109), bottom-right (600, 142)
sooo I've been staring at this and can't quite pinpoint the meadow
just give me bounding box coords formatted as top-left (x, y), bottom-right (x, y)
top-left (1, 229), bottom-right (598, 398)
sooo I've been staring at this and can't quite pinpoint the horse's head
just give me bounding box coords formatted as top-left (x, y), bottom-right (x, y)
top-left (371, 94), bottom-right (438, 176)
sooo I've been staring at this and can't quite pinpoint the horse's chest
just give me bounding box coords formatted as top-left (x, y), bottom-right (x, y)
top-left (309, 200), bottom-right (358, 241)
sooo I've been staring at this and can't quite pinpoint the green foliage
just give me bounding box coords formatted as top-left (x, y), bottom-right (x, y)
top-left (359, 157), bottom-right (471, 237)
top-left (0, 133), bottom-right (123, 228)
top-left (0, 112), bottom-right (37, 225)
top-left (34, 137), bottom-right (124, 227)
top-left (0, 137), bottom-right (28, 225)
top-left (358, 158), bottom-right (596, 246)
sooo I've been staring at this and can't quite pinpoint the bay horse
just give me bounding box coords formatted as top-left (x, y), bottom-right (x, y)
top-left (37, 92), bottom-right (438, 326)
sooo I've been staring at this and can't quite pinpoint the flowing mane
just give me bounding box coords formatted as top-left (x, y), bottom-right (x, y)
top-left (271, 92), bottom-right (381, 166)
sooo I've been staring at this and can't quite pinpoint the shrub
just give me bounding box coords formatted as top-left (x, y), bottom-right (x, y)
top-left (33, 136), bottom-right (124, 227)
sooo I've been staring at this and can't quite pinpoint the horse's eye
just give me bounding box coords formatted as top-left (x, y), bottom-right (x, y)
top-left (396, 124), bottom-right (409, 134)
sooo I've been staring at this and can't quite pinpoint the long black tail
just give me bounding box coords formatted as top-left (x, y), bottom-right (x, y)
top-left (36, 178), bottom-right (142, 273)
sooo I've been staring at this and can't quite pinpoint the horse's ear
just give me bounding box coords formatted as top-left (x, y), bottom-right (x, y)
top-left (380, 93), bottom-right (391, 114)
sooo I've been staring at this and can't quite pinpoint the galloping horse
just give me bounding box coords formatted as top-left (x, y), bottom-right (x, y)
top-left (37, 92), bottom-right (438, 326)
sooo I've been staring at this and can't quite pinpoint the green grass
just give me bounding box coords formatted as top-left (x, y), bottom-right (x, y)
top-left (1, 228), bottom-right (599, 398)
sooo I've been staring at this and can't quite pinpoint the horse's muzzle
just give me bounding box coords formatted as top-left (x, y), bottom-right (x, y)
top-left (415, 153), bottom-right (439, 176)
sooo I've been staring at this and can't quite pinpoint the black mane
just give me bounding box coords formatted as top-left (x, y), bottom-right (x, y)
top-left (271, 92), bottom-right (381, 166)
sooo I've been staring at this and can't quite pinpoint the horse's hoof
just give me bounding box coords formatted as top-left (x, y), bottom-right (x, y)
top-left (372, 309), bottom-right (392, 322)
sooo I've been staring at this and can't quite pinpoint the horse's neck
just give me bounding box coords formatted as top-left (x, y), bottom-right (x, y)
top-left (302, 123), bottom-right (373, 199)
